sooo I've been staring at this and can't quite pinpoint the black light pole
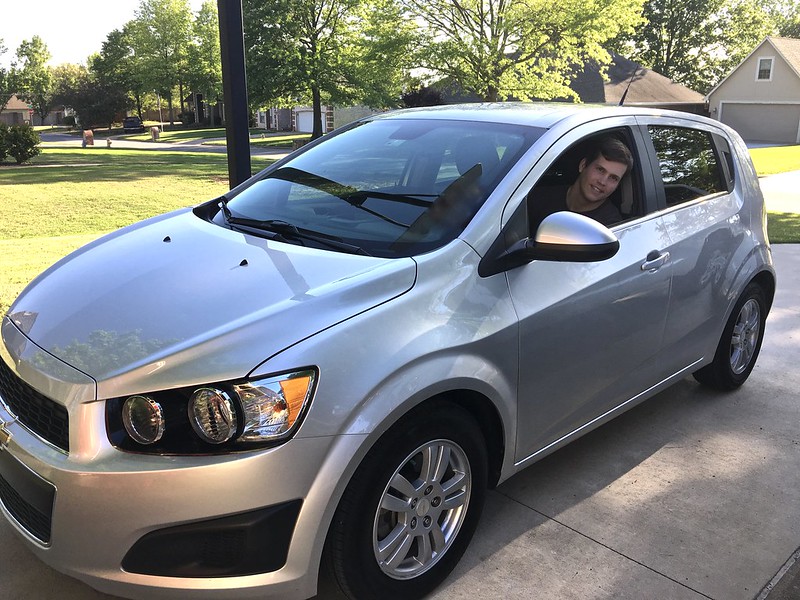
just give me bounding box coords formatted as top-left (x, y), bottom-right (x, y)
top-left (217, 0), bottom-right (251, 189)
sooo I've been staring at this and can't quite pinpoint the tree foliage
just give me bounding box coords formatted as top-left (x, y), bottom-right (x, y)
top-left (0, 39), bottom-right (19, 115)
top-left (619, 0), bottom-right (786, 93)
top-left (244, 0), bottom-right (416, 138)
top-left (404, 0), bottom-right (645, 102)
top-left (187, 0), bottom-right (223, 124)
top-left (15, 36), bottom-right (53, 123)
top-left (129, 0), bottom-right (193, 123)
top-left (51, 63), bottom-right (128, 129)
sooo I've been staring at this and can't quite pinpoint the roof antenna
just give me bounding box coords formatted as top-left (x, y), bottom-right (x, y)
top-left (619, 67), bottom-right (641, 106)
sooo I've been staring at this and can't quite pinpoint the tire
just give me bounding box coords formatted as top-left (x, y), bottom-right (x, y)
top-left (693, 282), bottom-right (767, 390)
top-left (324, 402), bottom-right (488, 600)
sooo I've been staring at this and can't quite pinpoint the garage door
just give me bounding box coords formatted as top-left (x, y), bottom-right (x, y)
top-left (721, 103), bottom-right (800, 144)
top-left (296, 110), bottom-right (314, 133)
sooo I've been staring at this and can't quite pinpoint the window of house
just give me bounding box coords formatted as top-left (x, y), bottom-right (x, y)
top-left (756, 57), bottom-right (773, 81)
top-left (648, 126), bottom-right (727, 206)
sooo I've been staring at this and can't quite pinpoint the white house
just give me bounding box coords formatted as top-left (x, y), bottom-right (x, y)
top-left (706, 36), bottom-right (800, 144)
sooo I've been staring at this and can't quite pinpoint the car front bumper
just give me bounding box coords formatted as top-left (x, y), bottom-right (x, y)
top-left (0, 395), bottom-right (363, 600)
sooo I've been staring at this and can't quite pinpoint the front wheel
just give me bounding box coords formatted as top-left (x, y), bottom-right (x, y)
top-left (694, 282), bottom-right (767, 390)
top-left (324, 402), bottom-right (488, 600)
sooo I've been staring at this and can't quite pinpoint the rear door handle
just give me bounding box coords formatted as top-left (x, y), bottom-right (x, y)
top-left (641, 250), bottom-right (670, 272)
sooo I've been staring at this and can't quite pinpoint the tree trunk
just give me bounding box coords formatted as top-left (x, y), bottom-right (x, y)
top-left (167, 92), bottom-right (175, 126)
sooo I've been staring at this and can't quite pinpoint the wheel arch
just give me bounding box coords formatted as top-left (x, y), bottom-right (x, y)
top-left (751, 268), bottom-right (776, 311)
top-left (426, 389), bottom-right (506, 489)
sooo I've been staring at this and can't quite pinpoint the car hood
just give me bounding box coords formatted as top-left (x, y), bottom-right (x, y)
top-left (6, 209), bottom-right (416, 399)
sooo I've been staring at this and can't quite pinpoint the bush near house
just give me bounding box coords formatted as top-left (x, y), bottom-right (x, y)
top-left (0, 124), bottom-right (42, 164)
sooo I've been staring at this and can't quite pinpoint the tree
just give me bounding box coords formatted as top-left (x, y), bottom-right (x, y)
top-left (243, 0), bottom-right (416, 139)
top-left (404, 0), bottom-right (644, 103)
top-left (187, 0), bottom-right (222, 125)
top-left (92, 27), bottom-right (151, 118)
top-left (618, 0), bottom-right (783, 93)
top-left (52, 63), bottom-right (128, 129)
top-left (776, 0), bottom-right (800, 37)
top-left (130, 0), bottom-right (193, 124)
top-left (711, 0), bottom-right (780, 85)
top-left (0, 39), bottom-right (19, 116)
top-left (15, 36), bottom-right (53, 124)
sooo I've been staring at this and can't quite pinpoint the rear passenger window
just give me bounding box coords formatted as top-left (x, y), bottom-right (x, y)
top-left (648, 126), bottom-right (727, 206)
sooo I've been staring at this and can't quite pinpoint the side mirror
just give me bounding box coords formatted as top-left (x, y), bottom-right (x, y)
top-left (478, 211), bottom-right (620, 277)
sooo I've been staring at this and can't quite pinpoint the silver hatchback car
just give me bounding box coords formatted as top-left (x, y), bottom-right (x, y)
top-left (0, 104), bottom-right (774, 600)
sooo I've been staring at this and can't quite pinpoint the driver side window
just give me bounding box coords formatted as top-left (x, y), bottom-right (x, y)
top-left (526, 128), bottom-right (642, 235)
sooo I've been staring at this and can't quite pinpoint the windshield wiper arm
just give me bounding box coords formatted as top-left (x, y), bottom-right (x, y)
top-left (225, 217), bottom-right (371, 256)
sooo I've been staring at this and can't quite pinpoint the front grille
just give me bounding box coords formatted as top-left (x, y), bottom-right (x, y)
top-left (0, 359), bottom-right (69, 452)
top-left (0, 450), bottom-right (55, 544)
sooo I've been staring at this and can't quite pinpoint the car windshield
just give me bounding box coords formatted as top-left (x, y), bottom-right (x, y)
top-left (220, 118), bottom-right (543, 257)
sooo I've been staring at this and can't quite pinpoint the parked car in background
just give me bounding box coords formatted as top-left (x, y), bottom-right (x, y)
top-left (122, 115), bottom-right (145, 133)
top-left (0, 103), bottom-right (774, 600)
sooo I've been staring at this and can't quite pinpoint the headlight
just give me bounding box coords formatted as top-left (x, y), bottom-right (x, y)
top-left (235, 371), bottom-right (315, 442)
top-left (106, 368), bottom-right (317, 454)
top-left (188, 388), bottom-right (238, 444)
top-left (121, 395), bottom-right (165, 444)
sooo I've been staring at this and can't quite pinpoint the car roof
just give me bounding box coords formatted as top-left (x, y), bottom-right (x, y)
top-left (370, 102), bottom-right (706, 129)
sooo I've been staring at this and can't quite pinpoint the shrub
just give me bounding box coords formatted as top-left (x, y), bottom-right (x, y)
top-left (1, 124), bottom-right (41, 164)
top-left (63, 115), bottom-right (76, 127)
top-left (0, 124), bottom-right (7, 163)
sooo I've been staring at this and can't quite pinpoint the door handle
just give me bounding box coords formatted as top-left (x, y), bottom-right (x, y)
top-left (641, 250), bottom-right (670, 272)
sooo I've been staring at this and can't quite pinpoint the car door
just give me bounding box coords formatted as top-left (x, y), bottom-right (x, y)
top-left (509, 121), bottom-right (674, 463)
top-left (637, 118), bottom-right (750, 375)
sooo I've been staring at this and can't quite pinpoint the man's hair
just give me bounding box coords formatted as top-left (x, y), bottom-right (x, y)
top-left (584, 137), bottom-right (633, 173)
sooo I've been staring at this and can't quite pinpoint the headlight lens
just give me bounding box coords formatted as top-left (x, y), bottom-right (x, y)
top-left (107, 368), bottom-right (317, 454)
top-left (122, 395), bottom-right (165, 444)
top-left (188, 388), bottom-right (238, 444)
top-left (235, 370), bottom-right (315, 442)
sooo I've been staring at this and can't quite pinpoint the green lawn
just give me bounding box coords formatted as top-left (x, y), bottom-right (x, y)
top-left (0, 148), bottom-right (274, 314)
top-left (0, 143), bottom-right (798, 315)
top-left (750, 145), bottom-right (800, 176)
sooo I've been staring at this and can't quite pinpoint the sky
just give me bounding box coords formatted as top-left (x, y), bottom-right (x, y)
top-left (0, 0), bottom-right (207, 68)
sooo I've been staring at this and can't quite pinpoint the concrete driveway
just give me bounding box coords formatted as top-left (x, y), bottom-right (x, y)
top-left (1, 184), bottom-right (799, 600)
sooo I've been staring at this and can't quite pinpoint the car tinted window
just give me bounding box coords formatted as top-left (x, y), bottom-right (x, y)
top-left (225, 119), bottom-right (543, 257)
top-left (648, 126), bottom-right (727, 206)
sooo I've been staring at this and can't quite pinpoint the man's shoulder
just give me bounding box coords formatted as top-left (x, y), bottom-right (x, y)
top-left (585, 200), bottom-right (622, 226)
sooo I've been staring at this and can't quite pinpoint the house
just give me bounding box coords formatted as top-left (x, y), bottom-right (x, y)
top-left (706, 36), bottom-right (800, 144)
top-left (0, 94), bottom-right (31, 126)
top-left (254, 106), bottom-right (337, 133)
top-left (433, 54), bottom-right (705, 114)
top-left (1, 94), bottom-right (68, 126)
top-left (573, 54), bottom-right (706, 113)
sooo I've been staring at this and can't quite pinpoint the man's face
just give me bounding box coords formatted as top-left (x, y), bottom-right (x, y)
top-left (575, 155), bottom-right (628, 205)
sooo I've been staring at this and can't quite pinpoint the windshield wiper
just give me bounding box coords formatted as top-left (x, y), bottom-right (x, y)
top-left (223, 214), bottom-right (371, 256)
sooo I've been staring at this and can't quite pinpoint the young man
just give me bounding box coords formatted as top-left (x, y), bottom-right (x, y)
top-left (529, 137), bottom-right (634, 230)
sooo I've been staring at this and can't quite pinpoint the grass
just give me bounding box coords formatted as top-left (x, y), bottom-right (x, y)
top-left (0, 148), bottom-right (274, 314)
top-left (766, 212), bottom-right (800, 244)
top-left (750, 145), bottom-right (800, 176)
